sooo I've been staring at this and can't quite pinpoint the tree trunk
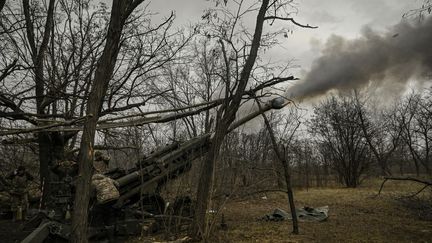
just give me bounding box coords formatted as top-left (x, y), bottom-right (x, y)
top-left (71, 1), bottom-right (134, 241)
top-left (282, 158), bottom-right (299, 234)
top-left (413, 160), bottom-right (420, 176)
top-left (38, 133), bottom-right (52, 207)
top-left (192, 0), bottom-right (270, 238)
top-left (23, 0), bottom-right (56, 206)
top-left (259, 105), bottom-right (299, 234)
top-left (193, 131), bottom-right (224, 238)
top-left (39, 132), bottom-right (66, 207)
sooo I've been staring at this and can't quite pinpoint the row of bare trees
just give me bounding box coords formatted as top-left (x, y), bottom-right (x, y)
top-left (202, 89), bottom-right (432, 190)
top-left (305, 90), bottom-right (431, 187)
top-left (306, 89), bottom-right (432, 187)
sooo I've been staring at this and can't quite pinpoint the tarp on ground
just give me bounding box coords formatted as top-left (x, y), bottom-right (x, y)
top-left (262, 206), bottom-right (329, 222)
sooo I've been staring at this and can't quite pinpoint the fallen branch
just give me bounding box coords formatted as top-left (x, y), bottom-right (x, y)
top-left (377, 177), bottom-right (432, 197)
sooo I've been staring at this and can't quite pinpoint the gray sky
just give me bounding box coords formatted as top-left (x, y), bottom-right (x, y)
top-left (149, 0), bottom-right (419, 72)
top-left (147, 1), bottom-right (427, 132)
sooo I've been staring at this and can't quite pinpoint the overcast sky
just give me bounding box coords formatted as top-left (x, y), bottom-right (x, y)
top-left (146, 1), bottom-right (427, 131)
top-left (149, 0), bottom-right (420, 73)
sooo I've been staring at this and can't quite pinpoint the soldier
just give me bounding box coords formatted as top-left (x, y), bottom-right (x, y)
top-left (93, 151), bottom-right (111, 174)
top-left (91, 151), bottom-right (119, 204)
top-left (6, 165), bottom-right (34, 221)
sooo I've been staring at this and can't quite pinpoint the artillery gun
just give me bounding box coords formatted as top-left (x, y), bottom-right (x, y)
top-left (21, 97), bottom-right (288, 242)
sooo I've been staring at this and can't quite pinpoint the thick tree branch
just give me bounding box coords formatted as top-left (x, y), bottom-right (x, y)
top-left (0, 59), bottom-right (18, 82)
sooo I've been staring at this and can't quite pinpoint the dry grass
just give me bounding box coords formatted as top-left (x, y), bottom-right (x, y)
top-left (210, 178), bottom-right (432, 243)
top-left (132, 178), bottom-right (432, 243)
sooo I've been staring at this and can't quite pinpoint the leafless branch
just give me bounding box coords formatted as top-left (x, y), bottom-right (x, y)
top-left (377, 177), bottom-right (432, 196)
top-left (264, 16), bottom-right (317, 29)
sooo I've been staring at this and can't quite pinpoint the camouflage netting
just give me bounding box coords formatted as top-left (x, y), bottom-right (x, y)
top-left (91, 174), bottom-right (120, 204)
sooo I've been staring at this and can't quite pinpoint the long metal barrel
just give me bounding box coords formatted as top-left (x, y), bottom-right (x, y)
top-left (116, 142), bottom-right (181, 187)
top-left (113, 97), bottom-right (288, 191)
top-left (227, 97), bottom-right (286, 133)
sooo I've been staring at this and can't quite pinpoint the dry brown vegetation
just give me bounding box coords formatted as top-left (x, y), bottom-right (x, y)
top-left (135, 178), bottom-right (431, 243)
top-left (215, 179), bottom-right (432, 243)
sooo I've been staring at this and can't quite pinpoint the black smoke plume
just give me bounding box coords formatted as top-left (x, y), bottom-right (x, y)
top-left (286, 17), bottom-right (432, 100)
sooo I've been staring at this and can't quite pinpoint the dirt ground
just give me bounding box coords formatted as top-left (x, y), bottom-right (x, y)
top-left (207, 179), bottom-right (432, 243)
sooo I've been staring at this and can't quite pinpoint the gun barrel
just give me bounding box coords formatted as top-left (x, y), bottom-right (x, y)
top-left (112, 98), bottom-right (289, 205)
top-left (228, 97), bottom-right (287, 132)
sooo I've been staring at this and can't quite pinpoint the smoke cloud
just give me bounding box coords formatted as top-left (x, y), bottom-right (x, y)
top-left (286, 17), bottom-right (432, 100)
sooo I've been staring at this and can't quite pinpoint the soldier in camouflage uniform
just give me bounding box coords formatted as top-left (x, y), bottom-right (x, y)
top-left (6, 166), bottom-right (34, 220)
top-left (91, 151), bottom-right (120, 204)
top-left (93, 151), bottom-right (110, 174)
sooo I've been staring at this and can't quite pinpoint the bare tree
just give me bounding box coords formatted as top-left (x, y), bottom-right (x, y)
top-left (257, 98), bottom-right (300, 234)
top-left (1, 0), bottom-right (108, 204)
top-left (1, 0), bottom-right (185, 209)
top-left (192, 0), bottom-right (315, 237)
top-left (194, 0), bottom-right (266, 237)
top-left (70, 1), bottom-right (162, 241)
top-left (395, 91), bottom-right (432, 176)
top-left (354, 92), bottom-right (403, 176)
top-left (310, 94), bottom-right (372, 187)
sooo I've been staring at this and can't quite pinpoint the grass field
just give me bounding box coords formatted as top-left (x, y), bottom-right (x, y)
top-left (210, 179), bottom-right (432, 243)
top-left (134, 178), bottom-right (431, 242)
